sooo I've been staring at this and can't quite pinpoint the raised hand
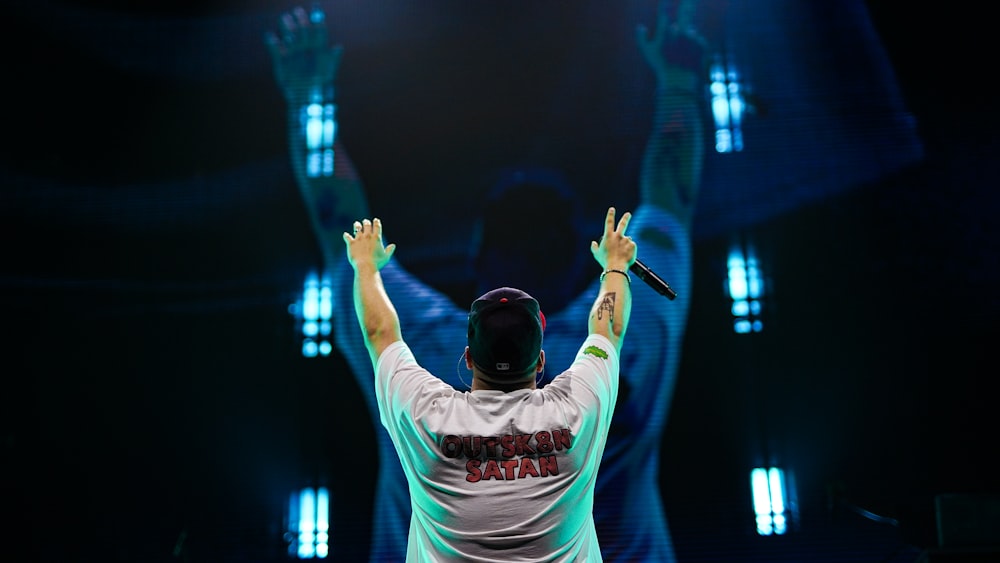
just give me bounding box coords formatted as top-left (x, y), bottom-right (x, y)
top-left (265, 5), bottom-right (343, 101)
top-left (344, 218), bottom-right (397, 272)
top-left (591, 207), bottom-right (638, 271)
top-left (636, 0), bottom-right (708, 91)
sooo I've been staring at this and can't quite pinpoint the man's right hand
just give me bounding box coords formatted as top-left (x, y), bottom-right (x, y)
top-left (344, 218), bottom-right (396, 272)
top-left (591, 207), bottom-right (637, 272)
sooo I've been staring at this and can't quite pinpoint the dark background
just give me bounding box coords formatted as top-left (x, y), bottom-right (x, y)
top-left (2, 1), bottom-right (996, 561)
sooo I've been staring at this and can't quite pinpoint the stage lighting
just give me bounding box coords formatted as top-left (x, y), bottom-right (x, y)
top-left (751, 467), bottom-right (789, 536)
top-left (287, 487), bottom-right (331, 559)
top-left (727, 243), bottom-right (764, 333)
top-left (291, 271), bottom-right (334, 357)
top-left (710, 54), bottom-right (746, 154)
top-left (302, 97), bottom-right (337, 179)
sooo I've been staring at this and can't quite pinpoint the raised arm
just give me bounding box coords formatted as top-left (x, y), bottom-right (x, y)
top-left (343, 218), bottom-right (401, 367)
top-left (588, 207), bottom-right (638, 351)
top-left (636, 0), bottom-right (707, 231)
top-left (266, 6), bottom-right (369, 269)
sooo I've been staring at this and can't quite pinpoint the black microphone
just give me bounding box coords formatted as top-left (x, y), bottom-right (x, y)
top-left (630, 259), bottom-right (677, 300)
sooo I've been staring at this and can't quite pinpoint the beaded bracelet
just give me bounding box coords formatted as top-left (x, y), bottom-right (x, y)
top-left (600, 269), bottom-right (631, 285)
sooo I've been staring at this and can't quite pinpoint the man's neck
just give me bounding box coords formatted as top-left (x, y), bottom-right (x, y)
top-left (471, 373), bottom-right (536, 392)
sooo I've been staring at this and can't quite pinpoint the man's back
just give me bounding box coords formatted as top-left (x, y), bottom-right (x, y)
top-left (374, 335), bottom-right (620, 562)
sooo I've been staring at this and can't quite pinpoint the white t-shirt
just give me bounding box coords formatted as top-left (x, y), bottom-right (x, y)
top-left (374, 334), bottom-right (620, 563)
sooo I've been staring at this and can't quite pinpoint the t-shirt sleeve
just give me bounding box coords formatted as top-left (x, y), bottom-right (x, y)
top-left (373, 340), bottom-right (453, 434)
top-left (550, 334), bottom-right (620, 423)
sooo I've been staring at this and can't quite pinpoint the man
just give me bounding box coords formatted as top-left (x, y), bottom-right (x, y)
top-left (268, 2), bottom-right (702, 560)
top-left (342, 208), bottom-right (635, 561)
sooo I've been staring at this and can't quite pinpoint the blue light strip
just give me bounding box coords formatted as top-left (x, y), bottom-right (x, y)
top-left (750, 467), bottom-right (788, 536)
top-left (728, 245), bottom-right (764, 333)
top-left (303, 102), bottom-right (337, 178)
top-left (297, 272), bottom-right (333, 357)
top-left (298, 488), bottom-right (316, 558)
top-left (316, 487), bottom-right (330, 558)
top-left (709, 56), bottom-right (746, 153)
top-left (289, 487), bottom-right (330, 559)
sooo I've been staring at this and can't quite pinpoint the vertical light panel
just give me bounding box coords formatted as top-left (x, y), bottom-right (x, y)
top-left (751, 467), bottom-right (773, 535)
top-left (750, 466), bottom-right (789, 536)
top-left (709, 54), bottom-right (746, 154)
top-left (318, 279), bottom-right (333, 357)
top-left (298, 488), bottom-right (316, 559)
top-left (288, 487), bottom-right (330, 559)
top-left (321, 104), bottom-right (336, 177)
top-left (727, 244), bottom-right (764, 333)
top-left (302, 98), bottom-right (337, 179)
top-left (315, 487), bottom-right (330, 559)
top-left (292, 271), bottom-right (334, 358)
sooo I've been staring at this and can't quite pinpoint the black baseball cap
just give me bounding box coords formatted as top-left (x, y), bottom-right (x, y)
top-left (467, 287), bottom-right (546, 379)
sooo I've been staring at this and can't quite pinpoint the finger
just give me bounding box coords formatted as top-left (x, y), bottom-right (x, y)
top-left (280, 12), bottom-right (297, 39)
top-left (309, 3), bottom-right (326, 24)
top-left (384, 243), bottom-right (397, 260)
top-left (353, 221), bottom-right (362, 233)
top-left (617, 211), bottom-right (633, 235)
top-left (676, 0), bottom-right (696, 29)
top-left (655, 0), bottom-right (670, 39)
top-left (311, 5), bottom-right (330, 48)
top-left (295, 6), bottom-right (325, 49)
top-left (635, 23), bottom-right (649, 46)
top-left (312, 23), bottom-right (329, 50)
top-left (373, 217), bottom-right (385, 238)
top-left (604, 207), bottom-right (617, 237)
top-left (263, 32), bottom-right (285, 58)
top-left (292, 6), bottom-right (310, 28)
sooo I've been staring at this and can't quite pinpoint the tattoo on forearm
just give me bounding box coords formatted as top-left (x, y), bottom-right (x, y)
top-left (597, 292), bottom-right (617, 321)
